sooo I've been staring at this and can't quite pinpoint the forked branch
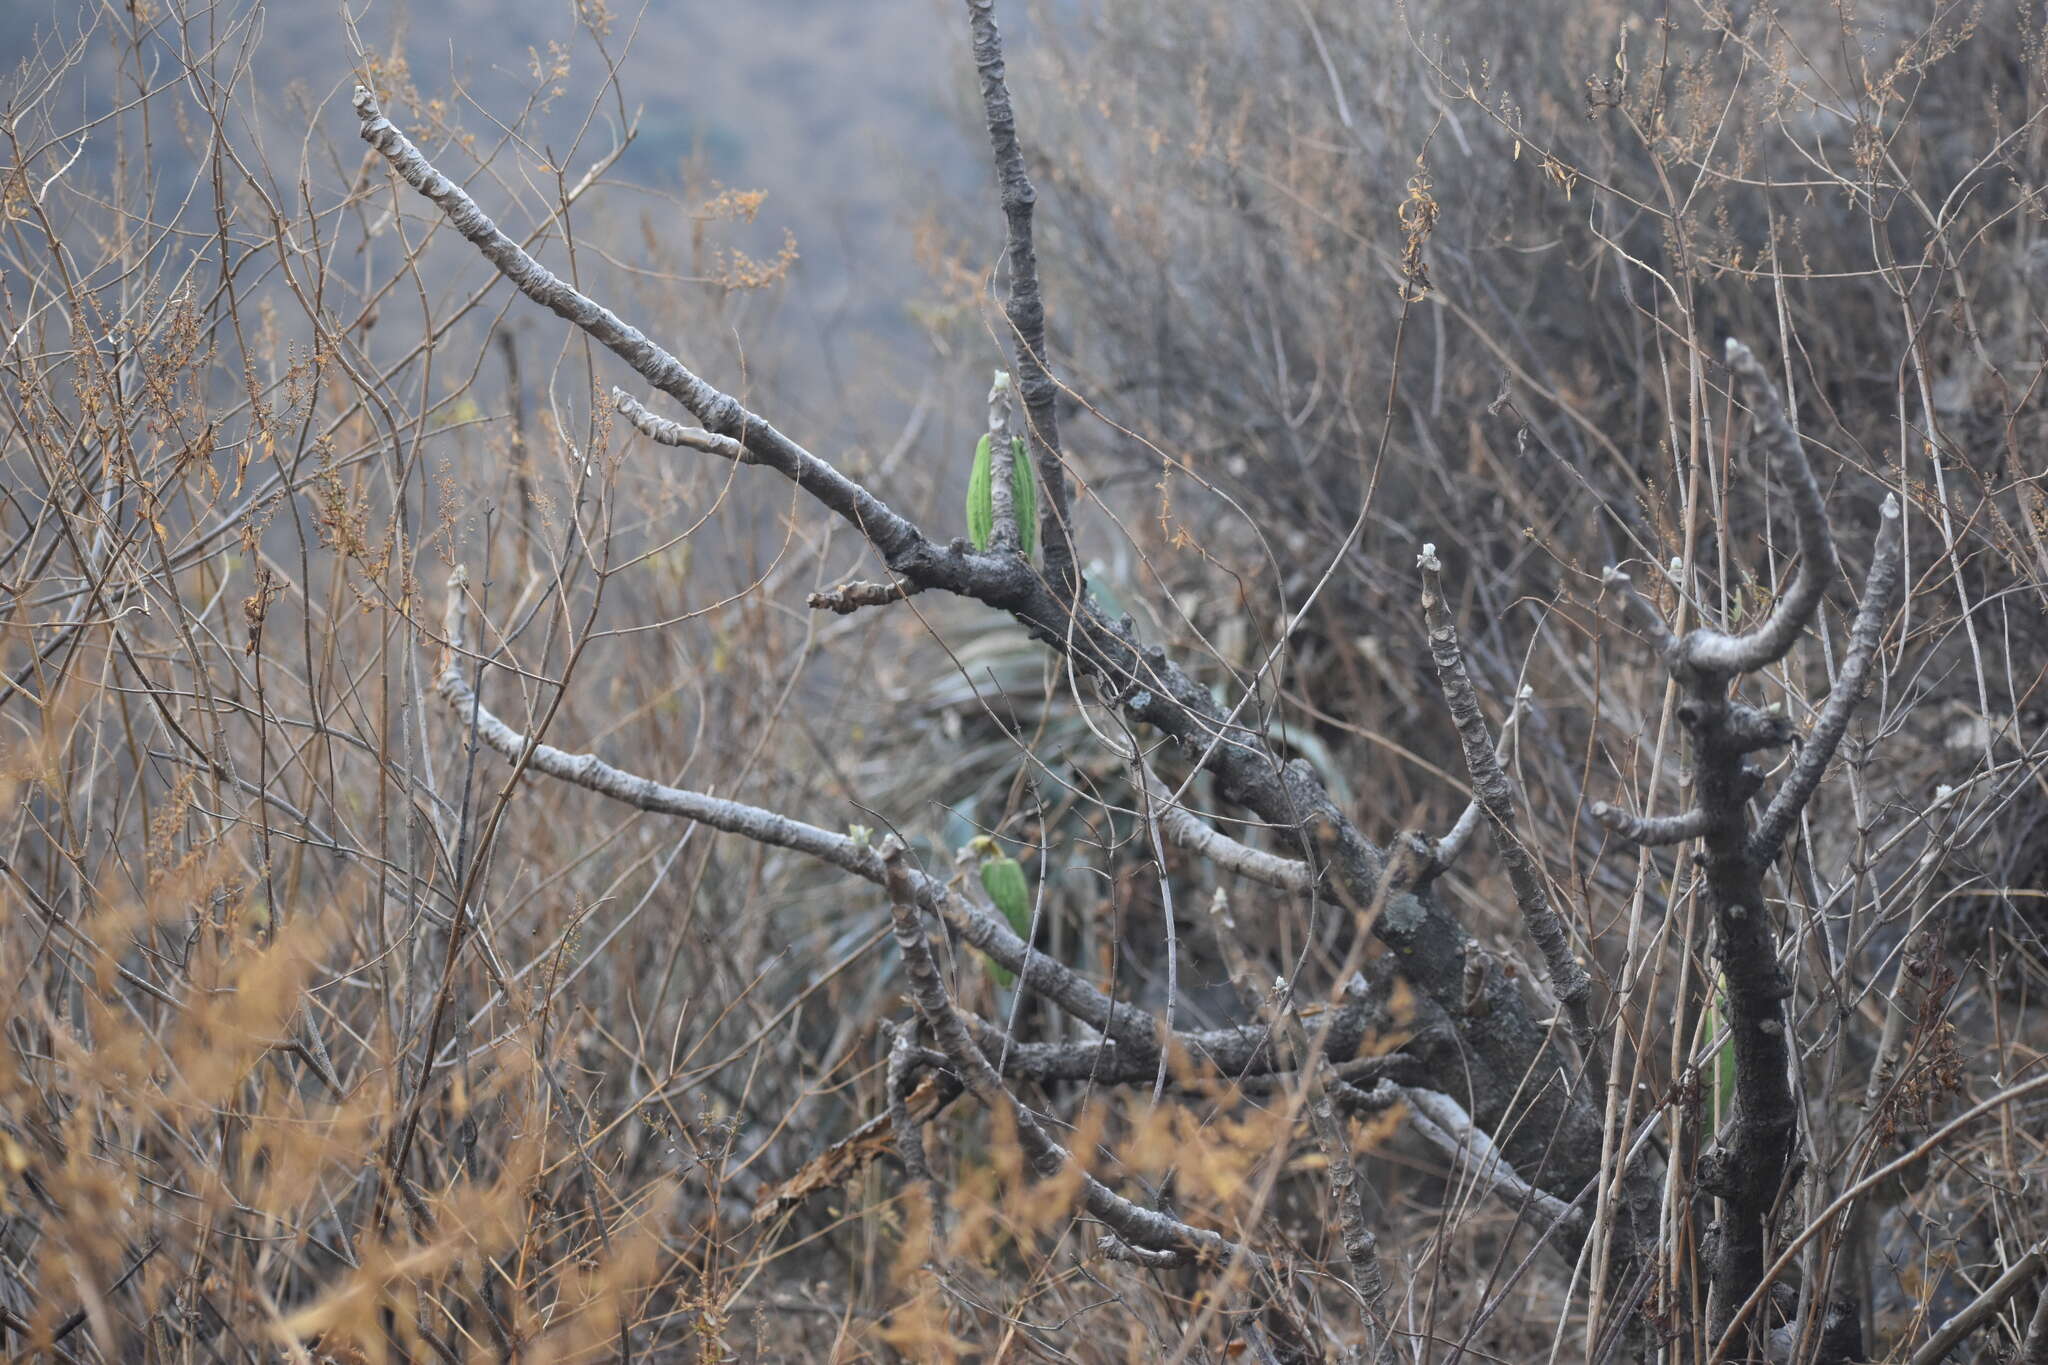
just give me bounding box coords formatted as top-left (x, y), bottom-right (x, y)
top-left (1601, 338), bottom-right (1903, 1355)
top-left (361, 72), bottom-right (1608, 1210)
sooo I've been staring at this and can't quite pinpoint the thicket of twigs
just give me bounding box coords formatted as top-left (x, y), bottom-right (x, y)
top-left (2, 0), bottom-right (2044, 1361)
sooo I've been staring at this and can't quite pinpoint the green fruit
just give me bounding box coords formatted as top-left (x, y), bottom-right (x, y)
top-left (965, 434), bottom-right (1037, 557)
top-left (977, 852), bottom-right (1033, 987)
top-left (1010, 437), bottom-right (1037, 559)
top-left (979, 855), bottom-right (1031, 938)
top-left (1707, 984), bottom-right (1735, 1129)
top-left (966, 434), bottom-right (994, 551)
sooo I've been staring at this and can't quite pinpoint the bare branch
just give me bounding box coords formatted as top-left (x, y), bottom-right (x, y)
top-left (436, 580), bottom-right (1160, 1052)
top-left (1750, 494), bottom-right (1904, 860)
top-left (1906, 1240), bottom-right (2046, 1365)
top-left (962, 0), bottom-right (1077, 590)
top-left (985, 368), bottom-right (1021, 554)
top-left (1143, 765), bottom-right (1315, 892)
top-left (887, 1025), bottom-right (943, 1243)
top-left (1680, 339), bottom-right (1842, 676)
top-left (612, 388), bottom-right (749, 461)
top-left (806, 577), bottom-right (924, 614)
top-left (881, 839), bottom-right (1239, 1265)
top-left (1399, 1086), bottom-right (1583, 1232)
top-left (1588, 801), bottom-right (1710, 847)
top-left (354, 87), bottom-right (931, 569)
top-left (1434, 686), bottom-right (1531, 873)
top-left (1419, 545), bottom-right (1595, 1049)
top-left (2024, 1275), bottom-right (2048, 1365)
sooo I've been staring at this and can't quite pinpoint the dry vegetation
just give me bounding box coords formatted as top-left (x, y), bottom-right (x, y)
top-left (2, 0), bottom-right (2046, 1362)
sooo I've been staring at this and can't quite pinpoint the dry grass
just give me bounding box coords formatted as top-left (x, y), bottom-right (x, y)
top-left (3, 0), bottom-right (2046, 1362)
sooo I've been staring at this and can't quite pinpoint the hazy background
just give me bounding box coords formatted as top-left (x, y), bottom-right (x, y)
top-left (1, 0), bottom-right (997, 439)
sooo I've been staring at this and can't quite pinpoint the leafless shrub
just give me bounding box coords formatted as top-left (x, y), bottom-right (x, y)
top-left (3, 1), bottom-right (2045, 1362)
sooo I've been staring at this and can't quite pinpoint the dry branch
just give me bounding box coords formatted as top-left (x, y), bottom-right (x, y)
top-left (1603, 338), bottom-right (1905, 1355)
top-left (880, 839), bottom-right (1239, 1266)
top-left (361, 73), bottom-right (1609, 1214)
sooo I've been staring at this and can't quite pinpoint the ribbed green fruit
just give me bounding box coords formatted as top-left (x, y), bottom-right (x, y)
top-left (965, 435), bottom-right (1036, 557)
top-left (966, 434), bottom-right (994, 551)
top-left (1009, 438), bottom-right (1037, 558)
top-left (977, 853), bottom-right (1032, 986)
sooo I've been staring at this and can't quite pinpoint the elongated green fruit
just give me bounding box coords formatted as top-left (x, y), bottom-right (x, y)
top-left (1010, 437), bottom-right (1036, 558)
top-left (966, 434), bottom-right (1038, 556)
top-left (978, 852), bottom-right (1032, 986)
top-left (1707, 984), bottom-right (1735, 1129)
top-left (979, 855), bottom-right (1031, 938)
top-left (966, 433), bottom-right (995, 551)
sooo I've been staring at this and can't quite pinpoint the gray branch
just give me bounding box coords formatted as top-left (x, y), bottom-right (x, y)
top-left (1679, 339), bottom-right (1843, 677)
top-left (367, 77), bottom-right (1609, 1217)
top-left (1419, 546), bottom-right (1595, 1051)
top-left (435, 584), bottom-right (1158, 1054)
top-left (960, 979), bottom-right (1383, 1087)
top-left (1906, 1240), bottom-right (2046, 1365)
top-left (806, 577), bottom-right (923, 614)
top-left (354, 87), bottom-right (930, 570)
top-left (1143, 765), bottom-right (1315, 893)
top-left (1750, 494), bottom-right (1904, 860)
top-left (962, 0), bottom-right (1077, 590)
top-left (612, 388), bottom-right (749, 461)
top-left (1434, 686), bottom-right (1531, 873)
top-left (2024, 1272), bottom-right (2048, 1365)
top-left (1589, 801), bottom-right (1710, 848)
top-left (881, 839), bottom-right (1237, 1266)
top-left (985, 369), bottom-right (1020, 554)
top-left (1398, 1085), bottom-right (1583, 1233)
top-left (887, 1024), bottom-right (943, 1243)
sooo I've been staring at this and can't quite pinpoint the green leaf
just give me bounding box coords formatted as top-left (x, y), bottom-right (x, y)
top-left (1010, 437), bottom-right (1036, 559)
top-left (977, 852), bottom-right (1032, 987)
top-left (966, 433), bottom-right (994, 551)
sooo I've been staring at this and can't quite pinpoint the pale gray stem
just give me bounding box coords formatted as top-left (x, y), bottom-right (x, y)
top-left (1906, 1241), bottom-right (2046, 1365)
top-left (1401, 1085), bottom-right (1583, 1232)
top-left (435, 579), bottom-right (1158, 1052)
top-left (1680, 339), bottom-right (1842, 677)
top-left (1436, 687), bottom-right (1532, 872)
top-left (887, 1025), bottom-right (943, 1244)
top-left (1419, 547), bottom-right (1595, 1051)
top-left (612, 388), bottom-right (749, 461)
top-left (986, 368), bottom-right (1019, 554)
top-left (1142, 765), bottom-right (1314, 892)
top-left (1750, 494), bottom-right (1904, 860)
top-left (353, 86), bottom-right (928, 567)
top-left (1589, 802), bottom-right (1710, 847)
